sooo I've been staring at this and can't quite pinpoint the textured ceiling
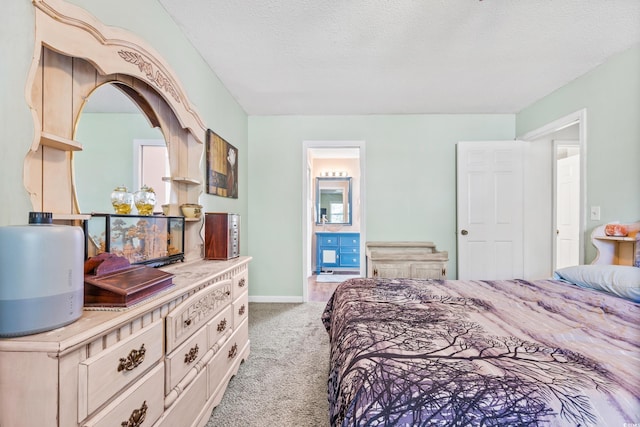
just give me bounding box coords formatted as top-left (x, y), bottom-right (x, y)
top-left (108, 1), bottom-right (640, 115)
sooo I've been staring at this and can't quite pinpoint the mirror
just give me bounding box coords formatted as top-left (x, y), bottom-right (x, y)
top-left (74, 84), bottom-right (168, 214)
top-left (316, 177), bottom-right (352, 225)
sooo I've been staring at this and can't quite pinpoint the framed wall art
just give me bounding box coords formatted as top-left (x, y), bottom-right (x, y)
top-left (206, 129), bottom-right (238, 198)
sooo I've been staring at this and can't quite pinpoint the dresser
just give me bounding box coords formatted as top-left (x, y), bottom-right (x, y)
top-left (366, 242), bottom-right (448, 279)
top-left (0, 257), bottom-right (251, 427)
top-left (316, 232), bottom-right (360, 273)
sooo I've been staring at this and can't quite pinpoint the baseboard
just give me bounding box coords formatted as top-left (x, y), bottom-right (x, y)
top-left (315, 270), bottom-right (360, 276)
top-left (248, 295), bottom-right (305, 303)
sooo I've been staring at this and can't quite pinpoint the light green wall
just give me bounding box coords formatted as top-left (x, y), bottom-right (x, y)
top-left (247, 115), bottom-right (515, 297)
top-left (75, 113), bottom-right (163, 213)
top-left (0, 1), bottom-right (36, 225)
top-left (516, 45), bottom-right (640, 261)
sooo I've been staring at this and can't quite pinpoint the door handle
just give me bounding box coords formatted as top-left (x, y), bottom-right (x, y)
top-left (461, 230), bottom-right (468, 235)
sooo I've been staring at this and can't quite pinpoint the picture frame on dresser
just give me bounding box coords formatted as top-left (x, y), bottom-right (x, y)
top-left (206, 129), bottom-right (238, 198)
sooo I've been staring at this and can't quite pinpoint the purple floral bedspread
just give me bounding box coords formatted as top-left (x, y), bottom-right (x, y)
top-left (322, 277), bottom-right (640, 426)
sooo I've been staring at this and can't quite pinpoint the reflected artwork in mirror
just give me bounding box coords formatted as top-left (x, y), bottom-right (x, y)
top-left (316, 177), bottom-right (352, 225)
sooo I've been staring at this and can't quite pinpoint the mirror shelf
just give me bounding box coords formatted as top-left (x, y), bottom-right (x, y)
top-left (40, 132), bottom-right (82, 151)
top-left (162, 176), bottom-right (201, 185)
top-left (184, 217), bottom-right (202, 222)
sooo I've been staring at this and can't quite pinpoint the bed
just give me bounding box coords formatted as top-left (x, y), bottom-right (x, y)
top-left (322, 270), bottom-right (640, 426)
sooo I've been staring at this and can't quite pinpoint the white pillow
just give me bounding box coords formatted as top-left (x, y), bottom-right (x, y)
top-left (553, 265), bottom-right (640, 302)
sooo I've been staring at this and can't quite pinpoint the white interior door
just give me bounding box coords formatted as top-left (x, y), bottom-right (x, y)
top-left (457, 141), bottom-right (525, 280)
top-left (133, 140), bottom-right (170, 207)
top-left (555, 150), bottom-right (580, 269)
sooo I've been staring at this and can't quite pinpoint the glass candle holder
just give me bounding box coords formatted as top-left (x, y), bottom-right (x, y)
top-left (134, 185), bottom-right (156, 215)
top-left (111, 185), bottom-right (133, 214)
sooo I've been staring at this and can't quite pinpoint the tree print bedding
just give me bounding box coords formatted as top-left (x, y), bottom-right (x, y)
top-left (322, 277), bottom-right (640, 426)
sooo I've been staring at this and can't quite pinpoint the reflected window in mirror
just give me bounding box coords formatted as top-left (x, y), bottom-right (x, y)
top-left (316, 177), bottom-right (352, 225)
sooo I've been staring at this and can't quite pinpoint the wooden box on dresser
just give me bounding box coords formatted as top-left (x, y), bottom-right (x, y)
top-left (0, 257), bottom-right (251, 427)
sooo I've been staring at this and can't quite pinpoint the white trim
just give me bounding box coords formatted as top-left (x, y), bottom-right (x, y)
top-left (301, 140), bottom-right (366, 302)
top-left (520, 108), bottom-right (587, 265)
top-left (249, 296), bottom-right (304, 303)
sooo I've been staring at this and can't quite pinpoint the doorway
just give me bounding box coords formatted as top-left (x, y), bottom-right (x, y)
top-left (521, 109), bottom-right (586, 277)
top-left (301, 141), bottom-right (366, 302)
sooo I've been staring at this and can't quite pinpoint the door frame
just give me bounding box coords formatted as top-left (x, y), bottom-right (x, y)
top-left (301, 141), bottom-right (366, 302)
top-left (520, 109), bottom-right (587, 267)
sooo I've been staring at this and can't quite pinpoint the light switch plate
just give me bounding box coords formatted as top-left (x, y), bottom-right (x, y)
top-left (590, 206), bottom-right (601, 220)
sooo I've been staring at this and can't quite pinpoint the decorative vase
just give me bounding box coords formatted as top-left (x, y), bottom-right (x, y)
top-left (111, 186), bottom-right (133, 214)
top-left (134, 185), bottom-right (156, 216)
top-left (180, 203), bottom-right (203, 219)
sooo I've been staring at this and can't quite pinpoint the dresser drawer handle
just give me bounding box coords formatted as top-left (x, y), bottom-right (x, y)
top-left (121, 400), bottom-right (147, 427)
top-left (238, 278), bottom-right (246, 287)
top-left (184, 318), bottom-right (193, 327)
top-left (184, 344), bottom-right (199, 364)
top-left (117, 344), bottom-right (146, 372)
top-left (225, 290), bottom-right (231, 296)
top-left (238, 304), bottom-right (246, 316)
top-left (228, 343), bottom-right (238, 359)
top-left (217, 318), bottom-right (228, 332)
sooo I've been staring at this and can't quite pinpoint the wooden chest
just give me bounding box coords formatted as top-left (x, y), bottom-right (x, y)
top-left (366, 241), bottom-right (448, 279)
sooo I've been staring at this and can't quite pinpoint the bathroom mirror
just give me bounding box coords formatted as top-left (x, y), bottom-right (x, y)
top-left (316, 177), bottom-right (352, 225)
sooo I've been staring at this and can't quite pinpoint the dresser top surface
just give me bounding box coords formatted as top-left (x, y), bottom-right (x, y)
top-left (0, 257), bottom-right (251, 352)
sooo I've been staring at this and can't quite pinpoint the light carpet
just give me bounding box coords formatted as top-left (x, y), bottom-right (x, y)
top-left (205, 302), bottom-right (330, 427)
top-left (315, 274), bottom-right (360, 283)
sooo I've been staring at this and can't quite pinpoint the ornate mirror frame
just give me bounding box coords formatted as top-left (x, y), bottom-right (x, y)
top-left (25, 0), bottom-right (208, 261)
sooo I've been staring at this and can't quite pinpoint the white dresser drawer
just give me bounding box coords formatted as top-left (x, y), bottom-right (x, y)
top-left (232, 292), bottom-right (249, 328)
top-left (82, 362), bottom-right (164, 427)
top-left (166, 279), bottom-right (233, 353)
top-left (207, 305), bottom-right (233, 349)
top-left (79, 320), bottom-right (163, 418)
top-left (165, 326), bottom-right (208, 395)
top-left (232, 269), bottom-right (248, 300)
top-left (208, 319), bottom-right (249, 397)
top-left (153, 367), bottom-right (207, 427)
